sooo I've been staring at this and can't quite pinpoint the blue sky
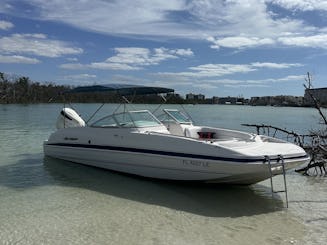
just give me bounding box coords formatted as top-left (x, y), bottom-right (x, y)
top-left (0, 0), bottom-right (327, 98)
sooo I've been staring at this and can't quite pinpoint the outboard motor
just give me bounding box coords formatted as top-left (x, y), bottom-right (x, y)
top-left (56, 108), bottom-right (86, 129)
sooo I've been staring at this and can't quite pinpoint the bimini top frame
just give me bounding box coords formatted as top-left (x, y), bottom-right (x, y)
top-left (66, 84), bottom-right (174, 96)
top-left (63, 84), bottom-right (175, 125)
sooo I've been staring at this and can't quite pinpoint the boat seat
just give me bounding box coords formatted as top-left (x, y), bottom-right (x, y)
top-left (184, 126), bottom-right (216, 139)
top-left (164, 122), bottom-right (185, 136)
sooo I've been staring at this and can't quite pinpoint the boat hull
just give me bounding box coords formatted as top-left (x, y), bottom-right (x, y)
top-left (44, 140), bottom-right (309, 185)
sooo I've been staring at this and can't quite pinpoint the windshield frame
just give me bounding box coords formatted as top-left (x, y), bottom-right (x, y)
top-left (91, 110), bottom-right (163, 128)
top-left (161, 109), bottom-right (192, 124)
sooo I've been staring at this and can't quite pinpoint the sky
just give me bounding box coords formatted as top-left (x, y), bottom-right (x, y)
top-left (0, 0), bottom-right (327, 98)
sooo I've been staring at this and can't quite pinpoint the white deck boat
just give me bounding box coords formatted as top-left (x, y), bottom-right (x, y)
top-left (44, 85), bottom-right (310, 184)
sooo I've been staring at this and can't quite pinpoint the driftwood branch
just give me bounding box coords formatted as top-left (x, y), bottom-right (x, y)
top-left (295, 142), bottom-right (327, 175)
top-left (241, 123), bottom-right (319, 147)
top-left (295, 160), bottom-right (326, 175)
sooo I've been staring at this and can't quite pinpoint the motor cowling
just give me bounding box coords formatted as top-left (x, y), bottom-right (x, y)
top-left (56, 108), bottom-right (86, 129)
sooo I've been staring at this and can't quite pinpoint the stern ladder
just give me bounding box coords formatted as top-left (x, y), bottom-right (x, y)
top-left (265, 155), bottom-right (289, 208)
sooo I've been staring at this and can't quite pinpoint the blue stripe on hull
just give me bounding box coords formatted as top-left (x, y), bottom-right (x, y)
top-left (45, 143), bottom-right (308, 163)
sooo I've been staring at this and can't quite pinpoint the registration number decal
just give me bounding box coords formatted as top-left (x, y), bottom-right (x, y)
top-left (182, 159), bottom-right (210, 168)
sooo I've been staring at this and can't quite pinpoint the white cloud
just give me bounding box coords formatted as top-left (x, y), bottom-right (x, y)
top-left (207, 36), bottom-right (275, 49)
top-left (149, 73), bottom-right (303, 91)
top-left (59, 62), bottom-right (142, 71)
top-left (0, 20), bottom-right (13, 30)
top-left (0, 0), bottom-right (315, 45)
top-left (224, 84), bottom-right (270, 88)
top-left (150, 64), bottom-right (305, 93)
top-left (156, 62), bottom-right (301, 79)
top-left (89, 62), bottom-right (141, 71)
top-left (251, 62), bottom-right (303, 68)
top-left (107, 47), bottom-right (193, 66)
top-left (192, 83), bottom-right (218, 89)
top-left (1, 0), bottom-right (325, 53)
top-left (0, 54), bottom-right (40, 64)
top-left (175, 48), bottom-right (194, 56)
top-left (237, 75), bottom-right (304, 84)
top-left (111, 74), bottom-right (147, 84)
top-left (61, 47), bottom-right (193, 70)
top-left (59, 63), bottom-right (87, 70)
top-left (278, 34), bottom-right (327, 48)
top-left (60, 61), bottom-right (140, 71)
top-left (188, 64), bottom-right (256, 77)
top-left (208, 33), bottom-right (327, 50)
top-left (11, 0), bottom-right (190, 37)
top-left (208, 75), bottom-right (303, 85)
top-left (270, 75), bottom-right (304, 81)
top-left (66, 57), bottom-right (78, 62)
top-left (63, 73), bottom-right (97, 80)
top-left (0, 33), bottom-right (83, 57)
top-left (268, 0), bottom-right (327, 11)
top-left (187, 0), bottom-right (310, 37)
top-left (59, 73), bottom-right (98, 84)
top-left (106, 48), bottom-right (150, 65)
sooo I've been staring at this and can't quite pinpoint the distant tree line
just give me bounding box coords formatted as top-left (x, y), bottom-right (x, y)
top-left (0, 72), bottom-right (68, 104)
top-left (0, 72), bottom-right (185, 104)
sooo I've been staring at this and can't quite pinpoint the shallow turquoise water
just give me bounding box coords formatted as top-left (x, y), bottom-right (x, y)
top-left (0, 104), bottom-right (326, 244)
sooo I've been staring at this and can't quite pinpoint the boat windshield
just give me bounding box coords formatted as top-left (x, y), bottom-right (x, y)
top-left (160, 109), bottom-right (192, 124)
top-left (91, 110), bottom-right (162, 128)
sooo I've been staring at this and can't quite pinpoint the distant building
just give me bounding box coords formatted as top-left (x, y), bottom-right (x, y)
top-left (186, 93), bottom-right (205, 101)
top-left (212, 96), bottom-right (219, 104)
top-left (303, 87), bottom-right (327, 107)
top-left (214, 96), bottom-right (244, 105)
top-left (250, 95), bottom-right (303, 107)
top-left (186, 93), bottom-right (194, 100)
top-left (283, 95), bottom-right (303, 106)
top-left (197, 94), bottom-right (205, 100)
